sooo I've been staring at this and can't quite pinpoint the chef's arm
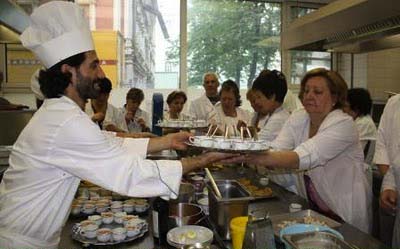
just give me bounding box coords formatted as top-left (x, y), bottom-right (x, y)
top-left (147, 132), bottom-right (191, 153)
top-left (377, 164), bottom-right (389, 176)
top-left (181, 152), bottom-right (236, 174)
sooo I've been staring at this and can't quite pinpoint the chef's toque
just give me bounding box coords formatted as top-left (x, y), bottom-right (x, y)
top-left (20, 1), bottom-right (94, 68)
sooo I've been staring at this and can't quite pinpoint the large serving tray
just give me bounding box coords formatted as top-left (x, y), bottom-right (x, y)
top-left (270, 209), bottom-right (342, 237)
top-left (282, 231), bottom-right (353, 249)
top-left (71, 221), bottom-right (148, 246)
top-left (186, 142), bottom-right (270, 153)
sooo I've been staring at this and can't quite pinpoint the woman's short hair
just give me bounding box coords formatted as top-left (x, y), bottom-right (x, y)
top-left (219, 80), bottom-right (241, 107)
top-left (347, 88), bottom-right (372, 116)
top-left (98, 77), bottom-right (112, 94)
top-left (38, 52), bottom-right (86, 98)
top-left (252, 69), bottom-right (287, 103)
top-left (299, 68), bottom-right (348, 110)
top-left (167, 91), bottom-right (187, 105)
top-left (126, 88), bottom-right (144, 103)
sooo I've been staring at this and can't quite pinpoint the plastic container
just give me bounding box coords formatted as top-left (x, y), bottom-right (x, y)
top-left (229, 216), bottom-right (248, 249)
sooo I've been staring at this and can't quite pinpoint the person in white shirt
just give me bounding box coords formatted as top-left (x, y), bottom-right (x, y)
top-left (118, 88), bottom-right (151, 133)
top-left (0, 2), bottom-right (233, 248)
top-left (227, 68), bottom-right (372, 233)
top-left (189, 72), bottom-right (220, 123)
top-left (373, 94), bottom-right (400, 248)
top-left (283, 88), bottom-right (303, 113)
top-left (164, 91), bottom-right (191, 120)
top-left (85, 77), bottom-right (123, 132)
top-left (215, 80), bottom-right (250, 135)
top-left (344, 88), bottom-right (377, 153)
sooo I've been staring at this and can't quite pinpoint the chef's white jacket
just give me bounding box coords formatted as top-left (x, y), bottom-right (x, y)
top-left (373, 94), bottom-right (400, 247)
top-left (189, 94), bottom-right (218, 123)
top-left (214, 104), bottom-right (251, 135)
top-left (355, 115), bottom-right (377, 150)
top-left (251, 107), bottom-right (297, 193)
top-left (116, 107), bottom-right (151, 133)
top-left (273, 109), bottom-right (372, 233)
top-left (85, 101), bottom-right (121, 130)
top-left (0, 96), bottom-right (182, 249)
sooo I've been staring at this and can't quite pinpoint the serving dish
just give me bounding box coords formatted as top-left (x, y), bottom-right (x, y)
top-left (270, 209), bottom-right (342, 237)
top-left (156, 120), bottom-right (208, 129)
top-left (186, 136), bottom-right (270, 153)
top-left (282, 230), bottom-right (352, 249)
top-left (167, 225), bottom-right (213, 248)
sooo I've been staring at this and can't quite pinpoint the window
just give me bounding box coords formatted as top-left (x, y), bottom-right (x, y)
top-left (182, 0), bottom-right (281, 89)
top-left (288, 5), bottom-right (331, 84)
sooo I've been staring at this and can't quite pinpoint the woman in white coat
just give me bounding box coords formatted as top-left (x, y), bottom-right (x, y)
top-left (229, 68), bottom-right (372, 233)
top-left (214, 80), bottom-right (250, 135)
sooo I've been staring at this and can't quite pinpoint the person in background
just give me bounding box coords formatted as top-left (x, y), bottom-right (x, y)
top-left (165, 91), bottom-right (190, 120)
top-left (373, 93), bottom-right (400, 248)
top-left (226, 68), bottom-right (372, 233)
top-left (118, 88), bottom-right (151, 133)
top-left (0, 2), bottom-right (234, 248)
top-left (215, 80), bottom-right (250, 135)
top-left (30, 68), bottom-right (45, 108)
top-left (189, 72), bottom-right (219, 123)
top-left (250, 69), bottom-right (297, 193)
top-left (344, 88), bottom-right (377, 153)
top-left (85, 77), bottom-right (124, 132)
top-left (283, 88), bottom-right (303, 113)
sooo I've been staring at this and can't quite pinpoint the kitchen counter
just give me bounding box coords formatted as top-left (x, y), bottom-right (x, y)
top-left (59, 166), bottom-right (391, 249)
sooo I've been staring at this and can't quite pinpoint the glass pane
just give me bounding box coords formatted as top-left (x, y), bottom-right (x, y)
top-left (290, 51), bottom-right (331, 84)
top-left (184, 0), bottom-right (281, 89)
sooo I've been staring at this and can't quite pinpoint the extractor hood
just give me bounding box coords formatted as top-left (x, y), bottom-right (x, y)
top-left (281, 0), bottom-right (400, 53)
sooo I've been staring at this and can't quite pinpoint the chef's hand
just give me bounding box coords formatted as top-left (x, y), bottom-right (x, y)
top-left (125, 111), bottom-right (134, 123)
top-left (167, 131), bottom-right (192, 151)
top-left (181, 152), bottom-right (239, 174)
top-left (92, 112), bottom-right (105, 123)
top-left (380, 189), bottom-right (398, 215)
top-left (220, 152), bottom-right (269, 166)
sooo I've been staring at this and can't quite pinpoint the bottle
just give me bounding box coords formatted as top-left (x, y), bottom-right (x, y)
top-left (152, 197), bottom-right (169, 247)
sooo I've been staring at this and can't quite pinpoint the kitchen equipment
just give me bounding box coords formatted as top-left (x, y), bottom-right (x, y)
top-left (270, 209), bottom-right (341, 237)
top-left (167, 225), bottom-right (213, 248)
top-left (170, 182), bottom-right (195, 204)
top-left (242, 213), bottom-right (276, 249)
top-left (169, 203), bottom-right (204, 228)
top-left (207, 180), bottom-right (253, 240)
top-left (282, 230), bottom-right (351, 249)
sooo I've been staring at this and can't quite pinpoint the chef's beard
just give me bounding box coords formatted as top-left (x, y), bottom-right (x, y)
top-left (76, 71), bottom-right (101, 100)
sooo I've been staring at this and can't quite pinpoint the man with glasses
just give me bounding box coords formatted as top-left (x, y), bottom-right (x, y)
top-left (189, 72), bottom-right (220, 124)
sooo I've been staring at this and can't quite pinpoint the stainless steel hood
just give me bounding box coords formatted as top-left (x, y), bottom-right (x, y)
top-left (281, 0), bottom-right (400, 53)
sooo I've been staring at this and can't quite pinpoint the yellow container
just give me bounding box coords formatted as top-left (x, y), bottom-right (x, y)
top-left (230, 216), bottom-right (248, 249)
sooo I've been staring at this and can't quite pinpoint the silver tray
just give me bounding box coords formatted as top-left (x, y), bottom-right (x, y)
top-left (270, 209), bottom-right (342, 237)
top-left (71, 221), bottom-right (148, 246)
top-left (186, 142), bottom-right (269, 153)
top-left (156, 124), bottom-right (208, 129)
top-left (283, 231), bottom-right (353, 249)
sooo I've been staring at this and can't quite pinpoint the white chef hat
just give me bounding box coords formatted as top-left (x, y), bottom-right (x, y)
top-left (20, 1), bottom-right (94, 69)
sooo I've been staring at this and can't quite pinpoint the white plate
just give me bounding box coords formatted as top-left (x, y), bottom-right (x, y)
top-left (167, 225), bottom-right (213, 248)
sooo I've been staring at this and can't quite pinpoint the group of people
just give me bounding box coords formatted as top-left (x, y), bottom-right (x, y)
top-left (0, 1), bottom-right (399, 249)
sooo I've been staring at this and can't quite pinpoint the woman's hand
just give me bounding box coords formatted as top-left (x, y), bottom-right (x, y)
top-left (92, 112), bottom-right (105, 123)
top-left (181, 152), bottom-right (239, 174)
top-left (380, 189), bottom-right (397, 215)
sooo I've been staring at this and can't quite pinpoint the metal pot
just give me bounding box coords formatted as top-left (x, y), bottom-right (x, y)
top-left (170, 182), bottom-right (195, 204)
top-left (168, 203), bottom-right (204, 228)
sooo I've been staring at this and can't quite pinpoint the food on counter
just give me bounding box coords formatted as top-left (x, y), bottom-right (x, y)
top-left (237, 178), bottom-right (273, 197)
top-left (178, 230), bottom-right (198, 243)
top-left (277, 216), bottom-right (327, 229)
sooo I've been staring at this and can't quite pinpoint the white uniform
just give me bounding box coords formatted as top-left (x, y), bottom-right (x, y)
top-left (282, 89), bottom-right (303, 113)
top-left (355, 115), bottom-right (377, 150)
top-left (189, 94), bottom-right (218, 123)
top-left (251, 107), bottom-right (296, 193)
top-left (214, 104), bottom-right (251, 135)
top-left (116, 107), bottom-right (151, 133)
top-left (273, 109), bottom-right (372, 233)
top-left (0, 96), bottom-right (182, 249)
top-left (85, 101), bottom-right (122, 130)
top-left (373, 94), bottom-right (400, 248)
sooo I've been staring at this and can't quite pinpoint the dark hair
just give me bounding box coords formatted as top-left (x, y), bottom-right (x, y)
top-left (252, 69), bottom-right (287, 103)
top-left (99, 77), bottom-right (112, 94)
top-left (167, 91), bottom-right (187, 105)
top-left (38, 52), bottom-right (86, 98)
top-left (299, 68), bottom-right (348, 110)
top-left (219, 80), bottom-right (241, 106)
top-left (126, 88), bottom-right (144, 102)
top-left (347, 88), bottom-right (372, 116)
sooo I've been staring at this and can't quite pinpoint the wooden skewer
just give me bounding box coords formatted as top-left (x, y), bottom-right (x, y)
top-left (205, 168), bottom-right (222, 198)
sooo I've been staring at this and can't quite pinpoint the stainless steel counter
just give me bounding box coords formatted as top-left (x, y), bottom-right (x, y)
top-left (59, 166), bottom-right (391, 249)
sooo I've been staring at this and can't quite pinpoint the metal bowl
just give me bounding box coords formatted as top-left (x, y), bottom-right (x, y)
top-left (167, 225), bottom-right (213, 248)
top-left (169, 203), bottom-right (204, 228)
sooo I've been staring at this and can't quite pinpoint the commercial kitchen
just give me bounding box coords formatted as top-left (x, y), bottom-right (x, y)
top-left (0, 0), bottom-right (399, 248)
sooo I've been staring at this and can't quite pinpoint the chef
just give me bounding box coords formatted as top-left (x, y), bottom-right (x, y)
top-left (0, 2), bottom-right (231, 248)
top-left (189, 72), bottom-right (220, 123)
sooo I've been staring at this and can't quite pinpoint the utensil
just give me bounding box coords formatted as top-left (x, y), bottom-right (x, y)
top-left (210, 125), bottom-right (219, 137)
top-left (168, 203), bottom-right (204, 228)
top-left (205, 168), bottom-right (222, 198)
top-left (206, 125), bottom-right (213, 137)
